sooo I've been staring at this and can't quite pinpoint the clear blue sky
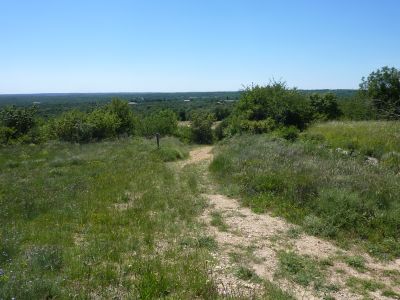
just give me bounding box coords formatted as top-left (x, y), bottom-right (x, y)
top-left (1, 0), bottom-right (399, 93)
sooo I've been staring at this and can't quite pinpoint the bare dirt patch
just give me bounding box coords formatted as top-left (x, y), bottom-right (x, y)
top-left (180, 146), bottom-right (213, 167)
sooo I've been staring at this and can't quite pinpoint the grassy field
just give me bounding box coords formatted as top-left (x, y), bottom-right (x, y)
top-left (0, 136), bottom-right (295, 299)
top-left (0, 137), bottom-right (220, 299)
top-left (305, 121), bottom-right (400, 158)
top-left (210, 133), bottom-right (400, 259)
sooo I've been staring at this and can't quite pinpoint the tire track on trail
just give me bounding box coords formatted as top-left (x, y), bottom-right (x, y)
top-left (180, 146), bottom-right (400, 300)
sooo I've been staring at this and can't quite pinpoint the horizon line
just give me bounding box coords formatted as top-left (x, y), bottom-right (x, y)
top-left (0, 88), bottom-right (357, 96)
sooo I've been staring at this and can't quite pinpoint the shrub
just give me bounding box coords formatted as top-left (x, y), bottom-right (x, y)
top-left (0, 105), bottom-right (37, 135)
top-left (141, 109), bottom-right (178, 137)
top-left (359, 66), bottom-right (400, 119)
top-left (87, 109), bottom-right (121, 140)
top-left (52, 110), bottom-right (93, 142)
top-left (175, 125), bottom-right (192, 143)
top-left (0, 105), bottom-right (37, 141)
top-left (106, 98), bottom-right (138, 134)
top-left (309, 93), bottom-right (342, 120)
top-left (0, 126), bottom-right (16, 144)
top-left (214, 106), bottom-right (231, 121)
top-left (190, 112), bottom-right (214, 144)
top-left (275, 126), bottom-right (300, 141)
top-left (232, 82), bottom-right (313, 131)
top-left (230, 117), bottom-right (276, 135)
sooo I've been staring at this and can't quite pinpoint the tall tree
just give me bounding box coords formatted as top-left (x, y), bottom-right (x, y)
top-left (360, 66), bottom-right (400, 119)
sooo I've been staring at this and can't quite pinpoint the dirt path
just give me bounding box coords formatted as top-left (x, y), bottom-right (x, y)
top-left (181, 146), bottom-right (400, 299)
top-left (179, 146), bottom-right (214, 167)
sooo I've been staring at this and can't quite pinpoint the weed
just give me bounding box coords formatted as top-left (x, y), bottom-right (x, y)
top-left (210, 211), bottom-right (228, 231)
top-left (286, 227), bottom-right (302, 239)
top-left (346, 277), bottom-right (384, 296)
top-left (196, 236), bottom-right (218, 250)
top-left (263, 280), bottom-right (295, 300)
top-left (277, 251), bottom-right (325, 289)
top-left (235, 266), bottom-right (261, 282)
top-left (344, 255), bottom-right (366, 272)
top-left (382, 289), bottom-right (400, 299)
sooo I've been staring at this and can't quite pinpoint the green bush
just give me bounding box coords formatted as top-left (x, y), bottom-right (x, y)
top-left (230, 117), bottom-right (276, 135)
top-left (52, 110), bottom-right (93, 142)
top-left (87, 109), bottom-right (121, 140)
top-left (190, 112), bottom-right (214, 144)
top-left (232, 82), bottom-right (313, 131)
top-left (214, 119), bottom-right (229, 140)
top-left (0, 126), bottom-right (16, 144)
top-left (106, 98), bottom-right (138, 134)
top-left (359, 66), bottom-right (400, 119)
top-left (141, 109), bottom-right (178, 137)
top-left (0, 105), bottom-right (37, 138)
top-left (310, 93), bottom-right (342, 120)
top-left (275, 126), bottom-right (300, 141)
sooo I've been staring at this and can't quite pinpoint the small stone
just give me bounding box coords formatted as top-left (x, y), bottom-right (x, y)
top-left (0, 269), bottom-right (4, 276)
top-left (366, 156), bottom-right (379, 165)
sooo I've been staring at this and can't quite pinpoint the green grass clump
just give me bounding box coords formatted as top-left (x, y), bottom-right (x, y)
top-left (263, 281), bottom-right (295, 300)
top-left (277, 251), bottom-right (325, 288)
top-left (210, 211), bottom-right (229, 231)
top-left (0, 137), bottom-right (218, 299)
top-left (346, 277), bottom-right (384, 296)
top-left (305, 121), bottom-right (400, 158)
top-left (344, 255), bottom-right (367, 272)
top-left (382, 289), bottom-right (400, 299)
top-left (210, 134), bottom-right (400, 259)
top-left (235, 266), bottom-right (261, 282)
top-left (152, 136), bottom-right (189, 161)
top-left (383, 269), bottom-right (400, 285)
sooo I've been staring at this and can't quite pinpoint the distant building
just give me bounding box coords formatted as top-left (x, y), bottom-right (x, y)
top-left (32, 101), bottom-right (41, 104)
top-left (128, 101), bottom-right (138, 105)
top-left (183, 99), bottom-right (191, 102)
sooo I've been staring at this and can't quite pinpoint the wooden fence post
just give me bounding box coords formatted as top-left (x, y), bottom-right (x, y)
top-left (156, 133), bottom-right (160, 149)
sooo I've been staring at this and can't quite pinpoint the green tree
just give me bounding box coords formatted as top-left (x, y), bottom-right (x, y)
top-left (106, 98), bottom-right (138, 134)
top-left (232, 82), bottom-right (312, 131)
top-left (190, 112), bottom-right (214, 144)
top-left (86, 109), bottom-right (121, 139)
top-left (309, 93), bottom-right (342, 120)
top-left (0, 105), bottom-right (37, 138)
top-left (360, 66), bottom-right (400, 119)
top-left (141, 109), bottom-right (178, 136)
top-left (52, 110), bottom-right (93, 142)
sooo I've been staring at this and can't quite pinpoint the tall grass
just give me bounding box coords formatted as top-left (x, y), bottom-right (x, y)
top-left (210, 134), bottom-right (400, 259)
top-left (305, 121), bottom-right (400, 158)
top-left (0, 137), bottom-right (217, 299)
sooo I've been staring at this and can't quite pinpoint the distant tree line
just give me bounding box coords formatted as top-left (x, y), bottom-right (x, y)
top-left (1, 66), bottom-right (399, 145)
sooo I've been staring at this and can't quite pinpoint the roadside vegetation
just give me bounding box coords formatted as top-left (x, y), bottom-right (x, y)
top-left (210, 133), bottom-right (400, 259)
